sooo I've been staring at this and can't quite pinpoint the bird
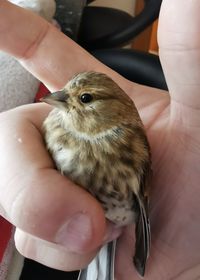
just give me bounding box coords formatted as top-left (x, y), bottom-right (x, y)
top-left (41, 71), bottom-right (151, 279)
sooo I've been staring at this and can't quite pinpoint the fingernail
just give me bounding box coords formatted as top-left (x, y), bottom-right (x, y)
top-left (103, 222), bottom-right (123, 244)
top-left (55, 213), bottom-right (93, 253)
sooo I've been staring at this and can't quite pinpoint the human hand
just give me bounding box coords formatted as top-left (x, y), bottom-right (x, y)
top-left (0, 0), bottom-right (200, 279)
top-left (114, 0), bottom-right (200, 279)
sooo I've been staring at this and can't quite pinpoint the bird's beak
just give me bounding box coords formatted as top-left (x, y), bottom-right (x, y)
top-left (40, 90), bottom-right (69, 108)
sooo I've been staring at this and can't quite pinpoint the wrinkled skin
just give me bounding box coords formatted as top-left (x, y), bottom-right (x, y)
top-left (0, 0), bottom-right (200, 279)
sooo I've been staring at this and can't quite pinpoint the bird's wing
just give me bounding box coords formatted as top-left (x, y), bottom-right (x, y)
top-left (133, 193), bottom-right (151, 277)
top-left (133, 155), bottom-right (151, 277)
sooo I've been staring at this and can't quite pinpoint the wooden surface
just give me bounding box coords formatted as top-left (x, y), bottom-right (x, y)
top-left (132, 0), bottom-right (158, 53)
top-left (149, 19), bottom-right (158, 53)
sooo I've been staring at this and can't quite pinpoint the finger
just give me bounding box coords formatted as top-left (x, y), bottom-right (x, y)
top-left (0, 103), bottom-right (106, 255)
top-left (158, 0), bottom-right (200, 109)
top-left (15, 229), bottom-right (97, 271)
top-left (0, 0), bottom-right (131, 93)
top-left (0, 0), bottom-right (169, 124)
top-left (0, 1), bottom-right (170, 131)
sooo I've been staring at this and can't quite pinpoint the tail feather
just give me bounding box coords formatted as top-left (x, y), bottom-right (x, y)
top-left (133, 196), bottom-right (151, 277)
top-left (78, 241), bottom-right (116, 280)
top-left (78, 195), bottom-right (150, 279)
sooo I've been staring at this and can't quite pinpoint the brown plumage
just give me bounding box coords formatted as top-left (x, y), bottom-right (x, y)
top-left (42, 71), bottom-right (151, 277)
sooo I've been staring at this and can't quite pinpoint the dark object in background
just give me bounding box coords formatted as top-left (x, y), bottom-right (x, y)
top-left (54, 0), bottom-right (163, 51)
top-left (54, 0), bottom-right (86, 40)
top-left (54, 0), bottom-right (167, 90)
top-left (78, 0), bottom-right (163, 50)
top-left (92, 49), bottom-right (168, 90)
top-left (20, 258), bottom-right (79, 280)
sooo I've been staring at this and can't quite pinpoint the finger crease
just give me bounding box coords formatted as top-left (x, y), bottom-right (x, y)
top-left (20, 23), bottom-right (51, 61)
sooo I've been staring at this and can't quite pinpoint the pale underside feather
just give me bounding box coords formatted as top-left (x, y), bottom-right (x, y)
top-left (78, 241), bottom-right (116, 280)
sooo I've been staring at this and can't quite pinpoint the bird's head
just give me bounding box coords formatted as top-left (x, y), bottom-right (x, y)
top-left (41, 72), bottom-right (140, 135)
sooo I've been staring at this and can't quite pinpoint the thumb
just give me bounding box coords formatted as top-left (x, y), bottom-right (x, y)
top-left (13, 172), bottom-right (106, 270)
top-left (11, 168), bottom-right (106, 254)
top-left (13, 170), bottom-right (107, 270)
top-left (158, 0), bottom-right (200, 109)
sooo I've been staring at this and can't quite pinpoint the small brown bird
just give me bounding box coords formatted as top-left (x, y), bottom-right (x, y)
top-left (42, 72), bottom-right (151, 279)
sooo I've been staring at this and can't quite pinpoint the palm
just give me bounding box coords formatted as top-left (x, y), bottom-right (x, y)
top-left (115, 12), bottom-right (200, 277)
top-left (115, 85), bottom-right (200, 279)
top-left (114, 1), bottom-right (200, 278)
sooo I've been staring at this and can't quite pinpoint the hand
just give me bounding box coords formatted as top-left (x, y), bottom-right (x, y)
top-left (0, 0), bottom-right (199, 279)
top-left (115, 1), bottom-right (200, 279)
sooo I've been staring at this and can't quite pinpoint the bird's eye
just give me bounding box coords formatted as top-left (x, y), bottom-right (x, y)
top-left (80, 93), bottom-right (93, 103)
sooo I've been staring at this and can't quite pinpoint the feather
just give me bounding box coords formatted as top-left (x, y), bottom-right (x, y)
top-left (78, 241), bottom-right (116, 280)
top-left (133, 195), bottom-right (151, 277)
